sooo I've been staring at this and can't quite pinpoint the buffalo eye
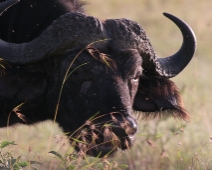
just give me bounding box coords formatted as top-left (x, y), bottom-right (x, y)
top-left (131, 75), bottom-right (139, 83)
top-left (130, 70), bottom-right (142, 84)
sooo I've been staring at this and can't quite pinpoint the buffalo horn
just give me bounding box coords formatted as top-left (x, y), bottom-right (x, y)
top-left (154, 13), bottom-right (197, 78)
top-left (0, 7), bottom-right (105, 64)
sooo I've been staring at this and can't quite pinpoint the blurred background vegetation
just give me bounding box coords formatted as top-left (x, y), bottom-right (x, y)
top-left (1, 0), bottom-right (212, 169)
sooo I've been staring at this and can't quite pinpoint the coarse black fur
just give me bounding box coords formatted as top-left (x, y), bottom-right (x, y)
top-left (0, 0), bottom-right (190, 157)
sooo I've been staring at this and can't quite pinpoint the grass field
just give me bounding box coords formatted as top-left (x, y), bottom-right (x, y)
top-left (1, 0), bottom-right (212, 169)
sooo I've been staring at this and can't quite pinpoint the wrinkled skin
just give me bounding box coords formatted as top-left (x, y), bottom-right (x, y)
top-left (0, 0), bottom-right (192, 157)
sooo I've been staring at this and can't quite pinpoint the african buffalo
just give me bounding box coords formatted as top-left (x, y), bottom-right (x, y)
top-left (0, 0), bottom-right (196, 157)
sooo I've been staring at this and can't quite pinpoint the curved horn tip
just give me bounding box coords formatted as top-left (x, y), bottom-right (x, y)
top-left (162, 12), bottom-right (197, 49)
top-left (152, 12), bottom-right (197, 78)
top-left (163, 12), bottom-right (174, 18)
top-left (162, 12), bottom-right (183, 20)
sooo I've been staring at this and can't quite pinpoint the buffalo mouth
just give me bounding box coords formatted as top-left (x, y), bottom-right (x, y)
top-left (70, 113), bottom-right (137, 158)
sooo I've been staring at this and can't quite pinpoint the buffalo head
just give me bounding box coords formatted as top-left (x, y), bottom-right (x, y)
top-left (0, 0), bottom-right (196, 157)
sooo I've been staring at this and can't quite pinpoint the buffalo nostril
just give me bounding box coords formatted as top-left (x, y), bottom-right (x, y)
top-left (126, 116), bottom-right (137, 134)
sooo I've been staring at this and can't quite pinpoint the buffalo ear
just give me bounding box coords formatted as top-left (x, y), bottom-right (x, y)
top-left (133, 76), bottom-right (189, 121)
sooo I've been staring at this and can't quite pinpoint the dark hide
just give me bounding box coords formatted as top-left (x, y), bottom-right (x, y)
top-left (0, 0), bottom-right (190, 157)
top-left (0, 0), bottom-right (85, 42)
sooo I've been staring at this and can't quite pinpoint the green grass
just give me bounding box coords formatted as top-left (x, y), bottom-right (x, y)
top-left (1, 0), bottom-right (212, 169)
